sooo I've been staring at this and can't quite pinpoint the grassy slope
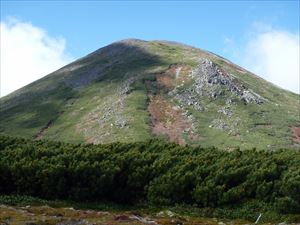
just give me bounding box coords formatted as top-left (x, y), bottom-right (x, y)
top-left (210, 57), bottom-right (300, 149)
top-left (0, 40), bottom-right (299, 149)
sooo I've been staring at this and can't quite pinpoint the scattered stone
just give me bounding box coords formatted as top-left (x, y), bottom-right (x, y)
top-left (210, 119), bottom-right (228, 130)
top-left (218, 106), bottom-right (232, 117)
top-left (171, 219), bottom-right (184, 225)
top-left (156, 210), bottom-right (175, 218)
top-left (226, 98), bottom-right (232, 104)
top-left (114, 118), bottom-right (127, 128)
top-left (169, 90), bottom-right (205, 112)
top-left (130, 215), bottom-right (158, 224)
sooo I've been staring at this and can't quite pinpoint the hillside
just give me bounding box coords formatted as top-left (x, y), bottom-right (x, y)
top-left (0, 39), bottom-right (299, 149)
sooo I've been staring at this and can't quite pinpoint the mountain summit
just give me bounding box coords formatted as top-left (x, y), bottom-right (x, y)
top-left (1, 39), bottom-right (299, 149)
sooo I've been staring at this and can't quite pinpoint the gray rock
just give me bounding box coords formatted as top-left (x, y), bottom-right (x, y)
top-left (210, 119), bottom-right (228, 130)
top-left (191, 58), bottom-right (264, 104)
top-left (218, 106), bottom-right (233, 117)
top-left (115, 118), bottom-right (127, 128)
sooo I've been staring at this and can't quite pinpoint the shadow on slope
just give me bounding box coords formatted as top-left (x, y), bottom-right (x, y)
top-left (0, 40), bottom-right (165, 138)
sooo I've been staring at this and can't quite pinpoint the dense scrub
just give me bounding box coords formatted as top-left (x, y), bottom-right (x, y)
top-left (0, 135), bottom-right (299, 214)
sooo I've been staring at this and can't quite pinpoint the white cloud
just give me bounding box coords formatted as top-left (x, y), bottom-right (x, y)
top-left (0, 18), bottom-right (73, 97)
top-left (243, 26), bottom-right (299, 94)
top-left (225, 23), bottom-right (300, 94)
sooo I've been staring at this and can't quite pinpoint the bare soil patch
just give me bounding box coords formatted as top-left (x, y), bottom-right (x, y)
top-left (148, 95), bottom-right (193, 145)
top-left (156, 64), bottom-right (192, 91)
top-left (291, 126), bottom-right (300, 143)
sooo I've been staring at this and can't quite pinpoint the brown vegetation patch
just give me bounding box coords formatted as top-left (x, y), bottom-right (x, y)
top-left (0, 205), bottom-right (143, 225)
top-left (148, 95), bottom-right (194, 145)
top-left (291, 126), bottom-right (300, 143)
top-left (156, 64), bottom-right (192, 91)
top-left (114, 215), bottom-right (132, 221)
top-left (0, 204), bottom-right (252, 225)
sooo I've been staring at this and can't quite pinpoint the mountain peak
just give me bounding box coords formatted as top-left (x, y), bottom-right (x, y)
top-left (0, 39), bottom-right (299, 149)
top-left (114, 38), bottom-right (148, 44)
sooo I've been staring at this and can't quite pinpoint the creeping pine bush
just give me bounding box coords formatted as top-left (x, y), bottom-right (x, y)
top-left (0, 135), bottom-right (299, 214)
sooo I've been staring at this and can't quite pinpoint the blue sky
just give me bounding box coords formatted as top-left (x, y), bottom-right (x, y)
top-left (1, 1), bottom-right (299, 95)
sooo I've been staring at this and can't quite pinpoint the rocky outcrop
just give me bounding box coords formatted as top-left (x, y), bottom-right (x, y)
top-left (193, 59), bottom-right (264, 104)
top-left (170, 59), bottom-right (264, 110)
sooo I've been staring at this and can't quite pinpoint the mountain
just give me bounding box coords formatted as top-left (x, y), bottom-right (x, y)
top-left (0, 39), bottom-right (299, 149)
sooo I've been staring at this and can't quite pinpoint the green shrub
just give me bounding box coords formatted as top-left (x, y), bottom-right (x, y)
top-left (0, 135), bottom-right (299, 214)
